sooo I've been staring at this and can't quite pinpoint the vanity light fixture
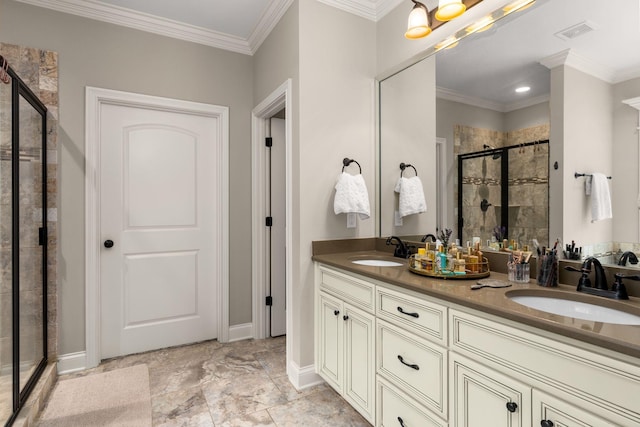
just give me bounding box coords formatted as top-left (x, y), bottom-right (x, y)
top-left (435, 35), bottom-right (460, 50)
top-left (405, 0), bottom-right (431, 39)
top-left (435, 0), bottom-right (466, 21)
top-left (465, 15), bottom-right (495, 34)
top-left (515, 86), bottom-right (531, 93)
top-left (503, 0), bottom-right (535, 14)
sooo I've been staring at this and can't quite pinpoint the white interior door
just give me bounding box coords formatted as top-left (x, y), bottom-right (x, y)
top-left (99, 100), bottom-right (220, 359)
top-left (269, 117), bottom-right (286, 337)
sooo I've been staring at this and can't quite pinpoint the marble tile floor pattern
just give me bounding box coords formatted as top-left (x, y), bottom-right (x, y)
top-left (40, 337), bottom-right (371, 426)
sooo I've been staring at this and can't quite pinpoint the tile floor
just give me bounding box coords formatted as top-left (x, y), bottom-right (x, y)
top-left (40, 337), bottom-right (371, 427)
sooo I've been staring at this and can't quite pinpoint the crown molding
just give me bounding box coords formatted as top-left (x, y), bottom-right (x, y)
top-left (14, 0), bottom-right (295, 56)
top-left (540, 49), bottom-right (617, 84)
top-left (247, 0), bottom-right (295, 54)
top-left (437, 87), bottom-right (549, 113)
top-left (315, 0), bottom-right (405, 21)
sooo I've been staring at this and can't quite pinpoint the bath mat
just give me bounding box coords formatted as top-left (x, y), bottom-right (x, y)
top-left (38, 364), bottom-right (152, 427)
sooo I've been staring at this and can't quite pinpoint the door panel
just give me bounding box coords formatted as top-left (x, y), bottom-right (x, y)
top-left (269, 117), bottom-right (286, 336)
top-left (100, 102), bottom-right (219, 359)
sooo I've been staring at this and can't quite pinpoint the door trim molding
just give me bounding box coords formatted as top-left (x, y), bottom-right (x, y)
top-left (85, 87), bottom-right (229, 368)
top-left (251, 79), bottom-right (293, 371)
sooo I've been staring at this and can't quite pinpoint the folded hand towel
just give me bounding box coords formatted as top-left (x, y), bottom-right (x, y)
top-left (334, 172), bottom-right (370, 220)
top-left (589, 173), bottom-right (612, 222)
top-left (394, 176), bottom-right (427, 217)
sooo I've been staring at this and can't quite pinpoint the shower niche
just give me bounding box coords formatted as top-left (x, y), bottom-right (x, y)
top-left (457, 140), bottom-right (549, 248)
top-left (0, 56), bottom-right (48, 426)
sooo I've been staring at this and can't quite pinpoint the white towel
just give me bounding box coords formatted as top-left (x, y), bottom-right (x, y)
top-left (589, 173), bottom-right (612, 222)
top-left (334, 172), bottom-right (370, 220)
top-left (394, 176), bottom-right (427, 217)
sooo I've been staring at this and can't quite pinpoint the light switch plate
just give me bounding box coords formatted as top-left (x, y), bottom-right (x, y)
top-left (347, 213), bottom-right (356, 228)
top-left (394, 211), bottom-right (403, 226)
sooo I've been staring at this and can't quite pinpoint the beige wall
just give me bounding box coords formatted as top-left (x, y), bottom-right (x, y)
top-left (613, 77), bottom-right (640, 243)
top-left (297, 0), bottom-right (377, 366)
top-left (560, 66), bottom-right (613, 247)
top-left (0, 0), bottom-right (254, 354)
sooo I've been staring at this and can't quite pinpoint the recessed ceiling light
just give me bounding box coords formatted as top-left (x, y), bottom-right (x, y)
top-left (515, 86), bottom-right (531, 93)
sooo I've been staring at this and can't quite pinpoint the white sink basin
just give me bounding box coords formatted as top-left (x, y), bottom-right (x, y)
top-left (351, 259), bottom-right (403, 267)
top-left (509, 295), bottom-right (640, 325)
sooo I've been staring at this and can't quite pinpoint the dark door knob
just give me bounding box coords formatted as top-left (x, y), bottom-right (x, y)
top-left (343, 315), bottom-right (349, 321)
top-left (506, 402), bottom-right (518, 413)
top-left (334, 310), bottom-right (340, 316)
top-left (541, 421), bottom-right (554, 427)
top-left (104, 240), bottom-right (114, 248)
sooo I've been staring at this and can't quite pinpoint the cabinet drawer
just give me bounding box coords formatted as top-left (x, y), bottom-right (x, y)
top-left (377, 376), bottom-right (446, 427)
top-left (377, 286), bottom-right (447, 346)
top-left (319, 266), bottom-right (375, 312)
top-left (377, 319), bottom-right (447, 418)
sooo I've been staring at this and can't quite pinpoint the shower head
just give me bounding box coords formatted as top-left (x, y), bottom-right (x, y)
top-left (483, 144), bottom-right (502, 160)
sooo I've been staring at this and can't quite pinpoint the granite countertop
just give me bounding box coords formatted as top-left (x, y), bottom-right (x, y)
top-left (313, 248), bottom-right (640, 360)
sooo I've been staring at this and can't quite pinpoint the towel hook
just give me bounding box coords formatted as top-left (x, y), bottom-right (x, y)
top-left (399, 163), bottom-right (417, 177)
top-left (342, 158), bottom-right (362, 174)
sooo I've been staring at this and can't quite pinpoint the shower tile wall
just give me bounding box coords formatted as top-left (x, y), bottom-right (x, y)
top-left (454, 124), bottom-right (550, 247)
top-left (0, 44), bottom-right (58, 375)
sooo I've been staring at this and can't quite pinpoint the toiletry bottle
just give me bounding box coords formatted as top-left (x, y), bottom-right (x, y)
top-left (416, 247), bottom-right (426, 269)
top-left (455, 252), bottom-right (466, 274)
top-left (437, 245), bottom-right (447, 273)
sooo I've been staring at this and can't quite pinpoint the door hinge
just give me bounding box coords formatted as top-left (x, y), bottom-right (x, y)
top-left (266, 296), bottom-right (273, 306)
top-left (38, 227), bottom-right (46, 246)
top-left (266, 216), bottom-right (273, 227)
top-left (265, 137), bottom-right (273, 147)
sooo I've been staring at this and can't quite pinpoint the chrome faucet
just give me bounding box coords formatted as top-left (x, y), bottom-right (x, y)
top-left (386, 236), bottom-right (412, 259)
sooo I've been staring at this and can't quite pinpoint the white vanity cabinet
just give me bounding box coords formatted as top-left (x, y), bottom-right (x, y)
top-left (315, 266), bottom-right (376, 424)
top-left (314, 262), bottom-right (640, 427)
top-left (450, 309), bottom-right (640, 426)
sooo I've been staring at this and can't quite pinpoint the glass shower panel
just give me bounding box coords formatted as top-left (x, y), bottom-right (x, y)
top-left (0, 69), bottom-right (12, 426)
top-left (17, 94), bottom-right (44, 393)
top-left (507, 143), bottom-right (549, 248)
top-left (460, 154), bottom-right (502, 245)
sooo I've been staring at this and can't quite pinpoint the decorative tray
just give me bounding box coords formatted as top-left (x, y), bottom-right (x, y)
top-left (407, 254), bottom-right (490, 280)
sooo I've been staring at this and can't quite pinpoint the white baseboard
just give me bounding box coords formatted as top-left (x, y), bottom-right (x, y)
top-left (228, 322), bottom-right (253, 342)
top-left (288, 360), bottom-right (324, 391)
top-left (57, 351), bottom-right (87, 375)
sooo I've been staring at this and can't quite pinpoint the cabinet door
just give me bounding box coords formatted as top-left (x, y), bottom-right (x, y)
top-left (344, 303), bottom-right (376, 423)
top-left (533, 390), bottom-right (611, 427)
top-left (318, 292), bottom-right (343, 392)
top-left (451, 354), bottom-right (530, 427)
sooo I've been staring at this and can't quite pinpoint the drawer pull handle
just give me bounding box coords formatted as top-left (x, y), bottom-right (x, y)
top-left (397, 355), bottom-right (419, 370)
top-left (397, 416), bottom-right (406, 427)
top-left (397, 306), bottom-right (419, 318)
top-left (541, 421), bottom-right (554, 427)
top-left (506, 402), bottom-right (518, 413)
top-left (334, 310), bottom-right (340, 316)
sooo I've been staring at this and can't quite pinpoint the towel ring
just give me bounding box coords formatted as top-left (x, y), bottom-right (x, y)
top-left (342, 158), bottom-right (362, 174)
top-left (400, 163), bottom-right (417, 177)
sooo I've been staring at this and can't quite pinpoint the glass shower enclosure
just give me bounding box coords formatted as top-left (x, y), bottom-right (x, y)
top-left (457, 140), bottom-right (549, 248)
top-left (0, 56), bottom-right (48, 426)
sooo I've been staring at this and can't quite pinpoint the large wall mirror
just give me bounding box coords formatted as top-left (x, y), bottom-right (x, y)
top-left (378, 0), bottom-right (640, 268)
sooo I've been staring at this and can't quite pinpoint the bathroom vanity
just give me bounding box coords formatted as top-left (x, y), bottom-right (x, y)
top-left (313, 242), bottom-right (640, 427)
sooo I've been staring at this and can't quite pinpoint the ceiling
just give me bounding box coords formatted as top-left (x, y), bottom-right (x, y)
top-left (435, 0), bottom-right (640, 111)
top-left (13, 0), bottom-right (404, 55)
top-left (13, 0), bottom-right (640, 110)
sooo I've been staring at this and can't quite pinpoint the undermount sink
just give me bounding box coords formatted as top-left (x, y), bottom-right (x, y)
top-left (349, 255), bottom-right (404, 267)
top-left (507, 293), bottom-right (640, 325)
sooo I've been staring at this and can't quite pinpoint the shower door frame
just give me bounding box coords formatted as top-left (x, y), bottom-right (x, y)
top-left (457, 139), bottom-right (549, 245)
top-left (5, 61), bottom-right (48, 427)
